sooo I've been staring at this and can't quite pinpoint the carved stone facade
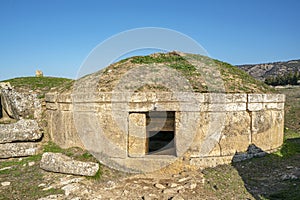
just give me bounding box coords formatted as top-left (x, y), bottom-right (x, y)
top-left (46, 92), bottom-right (285, 172)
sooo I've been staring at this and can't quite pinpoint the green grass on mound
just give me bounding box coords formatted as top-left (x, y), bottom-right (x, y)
top-left (1, 77), bottom-right (74, 95)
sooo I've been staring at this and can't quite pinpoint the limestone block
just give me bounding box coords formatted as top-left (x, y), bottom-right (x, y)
top-left (225, 94), bottom-right (247, 103)
top-left (58, 103), bottom-right (73, 111)
top-left (0, 119), bottom-right (42, 143)
top-left (203, 93), bottom-right (227, 103)
top-left (0, 90), bottom-right (19, 119)
top-left (220, 135), bottom-right (249, 156)
top-left (57, 93), bottom-right (72, 103)
top-left (189, 156), bottom-right (233, 168)
top-left (263, 94), bottom-right (285, 103)
top-left (45, 93), bottom-right (58, 103)
top-left (251, 110), bottom-right (284, 151)
top-left (220, 111), bottom-right (250, 155)
top-left (46, 103), bottom-right (58, 110)
top-left (176, 112), bottom-right (201, 156)
top-left (248, 94), bottom-right (263, 103)
top-left (0, 142), bottom-right (39, 158)
top-left (47, 110), bottom-right (84, 149)
top-left (73, 111), bottom-right (127, 159)
top-left (263, 102), bottom-right (285, 110)
top-left (225, 103), bottom-right (246, 111)
top-left (129, 102), bottom-right (156, 112)
top-left (247, 103), bottom-right (263, 111)
top-left (96, 111), bottom-right (128, 158)
top-left (270, 110), bottom-right (284, 149)
top-left (40, 152), bottom-right (99, 176)
top-left (128, 113), bottom-right (146, 157)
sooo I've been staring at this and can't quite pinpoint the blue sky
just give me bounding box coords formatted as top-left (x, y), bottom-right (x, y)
top-left (0, 0), bottom-right (299, 80)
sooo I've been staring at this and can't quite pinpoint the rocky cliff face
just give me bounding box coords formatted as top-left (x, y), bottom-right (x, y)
top-left (238, 59), bottom-right (300, 81)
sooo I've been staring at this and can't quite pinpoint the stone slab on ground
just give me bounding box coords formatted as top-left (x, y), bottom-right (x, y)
top-left (40, 152), bottom-right (99, 176)
top-left (0, 142), bottom-right (39, 158)
top-left (0, 119), bottom-right (42, 144)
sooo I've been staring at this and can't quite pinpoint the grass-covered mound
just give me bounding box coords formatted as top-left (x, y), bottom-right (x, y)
top-left (94, 52), bottom-right (273, 93)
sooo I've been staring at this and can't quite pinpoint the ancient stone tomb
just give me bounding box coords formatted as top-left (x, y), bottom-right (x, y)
top-left (45, 52), bottom-right (286, 173)
top-left (46, 92), bottom-right (285, 172)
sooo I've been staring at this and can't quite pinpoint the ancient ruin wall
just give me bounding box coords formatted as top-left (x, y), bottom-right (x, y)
top-left (45, 92), bottom-right (285, 170)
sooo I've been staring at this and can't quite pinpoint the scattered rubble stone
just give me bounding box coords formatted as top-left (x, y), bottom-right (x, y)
top-left (1, 182), bottom-right (11, 186)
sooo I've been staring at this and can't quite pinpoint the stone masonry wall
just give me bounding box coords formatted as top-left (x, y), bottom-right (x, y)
top-left (45, 92), bottom-right (285, 171)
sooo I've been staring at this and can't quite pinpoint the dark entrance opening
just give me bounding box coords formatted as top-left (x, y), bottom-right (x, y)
top-left (148, 131), bottom-right (174, 153)
top-left (146, 111), bottom-right (176, 155)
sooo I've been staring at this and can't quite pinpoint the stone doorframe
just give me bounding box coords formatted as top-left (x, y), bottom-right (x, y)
top-left (128, 111), bottom-right (176, 157)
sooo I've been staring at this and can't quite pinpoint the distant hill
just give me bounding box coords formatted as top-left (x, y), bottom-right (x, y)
top-left (238, 59), bottom-right (300, 81)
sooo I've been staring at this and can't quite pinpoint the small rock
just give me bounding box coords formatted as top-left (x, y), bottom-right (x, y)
top-left (42, 186), bottom-right (53, 191)
top-left (168, 183), bottom-right (178, 188)
top-left (105, 181), bottom-right (116, 190)
top-left (213, 185), bottom-right (218, 191)
top-left (62, 183), bottom-right (80, 196)
top-left (122, 190), bottom-right (129, 195)
top-left (176, 186), bottom-right (184, 190)
top-left (163, 188), bottom-right (177, 194)
top-left (143, 186), bottom-right (150, 190)
top-left (142, 195), bottom-right (151, 200)
top-left (189, 183), bottom-right (197, 190)
top-left (0, 166), bottom-right (12, 171)
top-left (28, 161), bottom-right (35, 167)
top-left (60, 177), bottom-right (84, 186)
top-left (154, 183), bottom-right (166, 189)
top-left (1, 182), bottom-right (11, 186)
top-left (178, 177), bottom-right (190, 183)
top-left (171, 195), bottom-right (185, 200)
top-left (38, 183), bottom-right (46, 187)
top-left (70, 197), bottom-right (81, 200)
top-left (281, 174), bottom-right (297, 180)
top-left (37, 194), bottom-right (64, 200)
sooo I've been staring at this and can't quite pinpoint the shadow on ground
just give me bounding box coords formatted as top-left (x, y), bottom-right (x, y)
top-left (233, 136), bottom-right (300, 200)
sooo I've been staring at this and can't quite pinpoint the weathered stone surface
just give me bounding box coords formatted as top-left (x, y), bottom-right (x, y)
top-left (0, 142), bottom-right (39, 158)
top-left (251, 110), bottom-right (284, 151)
top-left (128, 113), bottom-right (146, 157)
top-left (0, 87), bottom-right (42, 119)
top-left (47, 110), bottom-right (84, 149)
top-left (40, 152), bottom-right (99, 176)
top-left (0, 119), bottom-right (42, 143)
top-left (0, 82), bottom-right (12, 90)
top-left (190, 155), bottom-right (233, 168)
